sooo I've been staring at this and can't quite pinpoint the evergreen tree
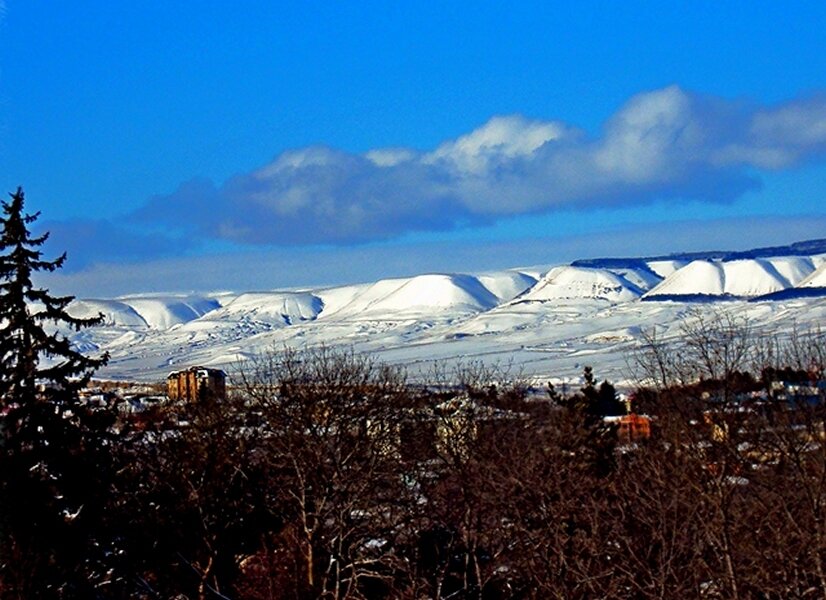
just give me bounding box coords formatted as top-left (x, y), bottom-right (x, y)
top-left (0, 188), bottom-right (113, 597)
top-left (572, 366), bottom-right (619, 477)
top-left (597, 380), bottom-right (626, 417)
top-left (0, 187), bottom-right (108, 416)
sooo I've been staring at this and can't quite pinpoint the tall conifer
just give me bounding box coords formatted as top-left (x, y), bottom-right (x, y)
top-left (0, 188), bottom-right (112, 597)
top-left (0, 187), bottom-right (108, 418)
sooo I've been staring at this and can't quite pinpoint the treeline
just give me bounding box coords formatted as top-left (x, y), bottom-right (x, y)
top-left (2, 342), bottom-right (826, 599)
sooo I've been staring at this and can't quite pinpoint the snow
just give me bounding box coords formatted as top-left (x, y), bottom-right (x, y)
top-left (318, 274), bottom-right (499, 318)
top-left (646, 259), bottom-right (688, 279)
top-left (119, 295), bottom-right (220, 329)
top-left (67, 295), bottom-right (221, 329)
top-left (645, 260), bottom-right (725, 297)
top-left (645, 258), bottom-right (793, 298)
top-left (765, 256), bottom-right (816, 286)
top-left (606, 267), bottom-right (662, 292)
top-left (202, 292), bottom-right (323, 325)
top-left (520, 266), bottom-right (642, 303)
top-left (68, 299), bottom-right (149, 328)
top-left (476, 271), bottom-right (537, 302)
top-left (721, 259), bottom-right (788, 297)
top-left (800, 262), bottom-right (826, 287)
top-left (60, 243), bottom-right (826, 384)
top-left (365, 274), bottom-right (498, 314)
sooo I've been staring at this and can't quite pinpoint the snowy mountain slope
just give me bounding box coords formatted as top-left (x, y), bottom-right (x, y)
top-left (644, 258), bottom-right (795, 299)
top-left (68, 299), bottom-right (150, 328)
top-left (512, 266), bottom-right (550, 281)
top-left (364, 274), bottom-right (499, 314)
top-left (119, 295), bottom-right (221, 329)
top-left (645, 260), bottom-right (726, 297)
top-left (723, 259), bottom-right (790, 296)
top-left (765, 256), bottom-right (816, 286)
top-left (67, 295), bottom-right (221, 329)
top-left (109, 292), bottom-right (327, 366)
top-left (476, 271), bottom-right (538, 302)
top-left (317, 273), bottom-right (500, 319)
top-left (61, 239), bottom-right (826, 383)
top-left (605, 267), bottom-right (662, 291)
top-left (567, 258), bottom-right (663, 292)
top-left (519, 266), bottom-right (643, 303)
top-left (800, 262), bottom-right (826, 287)
top-left (646, 259), bottom-right (688, 279)
top-left (198, 291), bottom-right (323, 325)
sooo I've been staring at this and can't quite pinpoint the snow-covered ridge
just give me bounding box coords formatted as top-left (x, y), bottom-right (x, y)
top-left (68, 295), bottom-right (221, 329)
top-left (643, 255), bottom-right (822, 300)
top-left (198, 292), bottom-right (324, 326)
top-left (62, 239), bottom-right (826, 382)
top-left (518, 266), bottom-right (644, 303)
top-left (800, 262), bottom-right (826, 288)
top-left (67, 248), bottom-right (826, 332)
top-left (67, 270), bottom-right (539, 330)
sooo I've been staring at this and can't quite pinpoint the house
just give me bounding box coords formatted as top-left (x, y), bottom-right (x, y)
top-left (604, 413), bottom-right (652, 443)
top-left (167, 367), bottom-right (227, 402)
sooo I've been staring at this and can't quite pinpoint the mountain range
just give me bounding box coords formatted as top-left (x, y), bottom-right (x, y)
top-left (62, 239), bottom-right (826, 384)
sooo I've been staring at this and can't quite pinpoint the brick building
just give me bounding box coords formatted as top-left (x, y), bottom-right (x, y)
top-left (167, 366), bottom-right (227, 402)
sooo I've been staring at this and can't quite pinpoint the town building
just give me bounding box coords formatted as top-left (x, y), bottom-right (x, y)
top-left (167, 366), bottom-right (227, 402)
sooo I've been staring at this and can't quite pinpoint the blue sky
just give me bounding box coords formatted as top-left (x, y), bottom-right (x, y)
top-left (1, 2), bottom-right (825, 295)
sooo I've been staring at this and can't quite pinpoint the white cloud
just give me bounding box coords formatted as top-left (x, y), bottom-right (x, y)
top-left (425, 114), bottom-right (572, 174)
top-left (42, 214), bottom-right (826, 298)
top-left (752, 101), bottom-right (826, 147)
top-left (594, 85), bottom-right (705, 182)
top-left (133, 86), bottom-right (826, 246)
top-left (364, 147), bottom-right (418, 167)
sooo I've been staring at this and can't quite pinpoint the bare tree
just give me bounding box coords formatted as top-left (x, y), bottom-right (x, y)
top-left (632, 325), bottom-right (688, 391)
top-left (110, 389), bottom-right (274, 599)
top-left (236, 347), bottom-right (414, 599)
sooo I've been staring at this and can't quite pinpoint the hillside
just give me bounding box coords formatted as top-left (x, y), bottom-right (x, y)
top-left (62, 239), bottom-right (826, 383)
